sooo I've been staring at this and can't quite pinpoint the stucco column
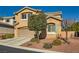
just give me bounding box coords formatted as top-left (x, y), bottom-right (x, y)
top-left (14, 27), bottom-right (18, 38)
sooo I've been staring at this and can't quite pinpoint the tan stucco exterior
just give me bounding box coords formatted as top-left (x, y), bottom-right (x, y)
top-left (14, 7), bottom-right (62, 38)
top-left (46, 17), bottom-right (62, 39)
top-left (47, 18), bottom-right (62, 33)
top-left (14, 8), bottom-right (40, 37)
top-left (15, 9), bottom-right (39, 28)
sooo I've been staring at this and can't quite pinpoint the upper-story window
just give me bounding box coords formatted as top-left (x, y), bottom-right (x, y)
top-left (22, 13), bottom-right (28, 19)
top-left (21, 13), bottom-right (32, 20)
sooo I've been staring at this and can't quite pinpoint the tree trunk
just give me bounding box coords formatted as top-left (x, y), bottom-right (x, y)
top-left (65, 20), bottom-right (68, 40)
top-left (66, 30), bottom-right (68, 40)
top-left (36, 31), bottom-right (39, 40)
top-left (76, 32), bottom-right (77, 37)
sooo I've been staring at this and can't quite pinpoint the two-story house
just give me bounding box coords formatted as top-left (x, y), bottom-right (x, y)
top-left (0, 16), bottom-right (14, 34)
top-left (14, 7), bottom-right (62, 39)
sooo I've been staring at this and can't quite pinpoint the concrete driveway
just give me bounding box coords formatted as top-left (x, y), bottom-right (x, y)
top-left (0, 37), bottom-right (31, 46)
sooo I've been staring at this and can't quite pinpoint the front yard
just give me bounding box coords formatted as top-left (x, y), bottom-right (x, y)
top-left (21, 38), bottom-right (79, 53)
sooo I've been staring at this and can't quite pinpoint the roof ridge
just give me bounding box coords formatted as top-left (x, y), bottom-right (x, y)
top-left (14, 6), bottom-right (41, 14)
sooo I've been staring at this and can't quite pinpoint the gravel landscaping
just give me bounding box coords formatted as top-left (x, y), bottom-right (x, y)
top-left (21, 38), bottom-right (79, 53)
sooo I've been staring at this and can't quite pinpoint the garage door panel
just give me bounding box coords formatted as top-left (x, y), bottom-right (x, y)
top-left (18, 28), bottom-right (34, 38)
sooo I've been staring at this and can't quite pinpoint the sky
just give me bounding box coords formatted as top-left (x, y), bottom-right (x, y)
top-left (0, 6), bottom-right (79, 20)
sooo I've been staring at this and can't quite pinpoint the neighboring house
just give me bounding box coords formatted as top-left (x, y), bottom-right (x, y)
top-left (0, 21), bottom-right (14, 34)
top-left (14, 7), bottom-right (62, 38)
top-left (0, 17), bottom-right (14, 35)
top-left (1, 16), bottom-right (15, 25)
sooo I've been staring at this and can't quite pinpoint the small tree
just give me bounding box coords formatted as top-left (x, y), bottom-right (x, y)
top-left (70, 22), bottom-right (79, 31)
top-left (62, 20), bottom-right (68, 40)
top-left (70, 22), bottom-right (79, 37)
top-left (28, 12), bottom-right (47, 40)
top-left (62, 19), bottom-right (75, 40)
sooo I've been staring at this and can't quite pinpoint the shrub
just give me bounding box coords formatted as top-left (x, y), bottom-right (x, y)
top-left (52, 39), bottom-right (62, 46)
top-left (43, 43), bottom-right (52, 49)
top-left (30, 38), bottom-right (39, 42)
top-left (2, 34), bottom-right (14, 39)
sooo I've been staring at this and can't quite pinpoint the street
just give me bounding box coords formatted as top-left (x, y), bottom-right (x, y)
top-left (0, 45), bottom-right (39, 53)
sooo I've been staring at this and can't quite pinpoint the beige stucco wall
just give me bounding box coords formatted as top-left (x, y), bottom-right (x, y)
top-left (14, 8), bottom-right (62, 38)
top-left (61, 31), bottom-right (75, 39)
top-left (15, 9), bottom-right (39, 28)
top-left (46, 34), bottom-right (57, 39)
top-left (14, 9), bottom-right (40, 37)
top-left (46, 17), bottom-right (62, 39)
top-left (47, 18), bottom-right (62, 34)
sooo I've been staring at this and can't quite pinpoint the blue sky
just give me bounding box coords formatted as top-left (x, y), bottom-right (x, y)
top-left (0, 6), bottom-right (79, 20)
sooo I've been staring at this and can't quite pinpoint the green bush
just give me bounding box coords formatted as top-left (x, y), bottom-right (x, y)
top-left (2, 34), bottom-right (14, 39)
top-left (52, 39), bottom-right (62, 46)
top-left (43, 43), bottom-right (52, 49)
top-left (30, 38), bottom-right (39, 42)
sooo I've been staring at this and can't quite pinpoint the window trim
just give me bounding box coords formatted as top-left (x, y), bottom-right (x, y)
top-left (21, 12), bottom-right (32, 20)
top-left (47, 32), bottom-right (57, 34)
top-left (21, 13), bottom-right (28, 20)
top-left (47, 23), bottom-right (56, 32)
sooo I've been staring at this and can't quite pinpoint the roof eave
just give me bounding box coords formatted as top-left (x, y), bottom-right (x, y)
top-left (47, 16), bottom-right (62, 21)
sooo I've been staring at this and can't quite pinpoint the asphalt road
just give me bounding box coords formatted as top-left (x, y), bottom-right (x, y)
top-left (0, 45), bottom-right (39, 53)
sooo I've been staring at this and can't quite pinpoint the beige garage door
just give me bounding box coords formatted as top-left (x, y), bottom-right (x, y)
top-left (18, 27), bottom-right (34, 38)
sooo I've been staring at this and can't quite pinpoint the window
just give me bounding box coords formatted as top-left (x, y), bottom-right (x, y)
top-left (21, 13), bottom-right (32, 19)
top-left (6, 19), bottom-right (9, 22)
top-left (22, 13), bottom-right (28, 19)
top-left (47, 23), bottom-right (56, 32)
